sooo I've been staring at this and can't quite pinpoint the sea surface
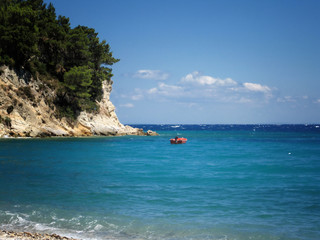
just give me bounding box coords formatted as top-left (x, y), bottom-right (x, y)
top-left (0, 124), bottom-right (320, 240)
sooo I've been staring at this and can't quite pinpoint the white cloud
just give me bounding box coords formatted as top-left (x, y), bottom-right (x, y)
top-left (119, 88), bottom-right (145, 101)
top-left (315, 99), bottom-right (320, 104)
top-left (277, 96), bottom-right (296, 103)
top-left (181, 71), bottom-right (237, 86)
top-left (243, 82), bottom-right (271, 93)
top-left (131, 94), bottom-right (143, 100)
top-left (120, 103), bottom-right (134, 108)
top-left (127, 71), bottom-right (274, 105)
top-left (134, 70), bottom-right (169, 80)
top-left (147, 88), bottom-right (158, 94)
top-left (237, 97), bottom-right (253, 103)
top-left (148, 82), bottom-right (184, 97)
top-left (119, 93), bottom-right (143, 101)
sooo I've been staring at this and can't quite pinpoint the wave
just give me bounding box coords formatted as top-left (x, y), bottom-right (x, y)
top-left (0, 210), bottom-right (102, 240)
top-left (0, 208), bottom-right (302, 240)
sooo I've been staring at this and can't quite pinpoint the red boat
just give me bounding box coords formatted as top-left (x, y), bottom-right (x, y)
top-left (170, 137), bottom-right (187, 144)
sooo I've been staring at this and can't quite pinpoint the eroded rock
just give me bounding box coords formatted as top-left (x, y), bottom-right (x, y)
top-left (0, 66), bottom-right (158, 137)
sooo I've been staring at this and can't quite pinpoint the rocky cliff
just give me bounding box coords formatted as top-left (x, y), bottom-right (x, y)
top-left (0, 66), bottom-right (157, 137)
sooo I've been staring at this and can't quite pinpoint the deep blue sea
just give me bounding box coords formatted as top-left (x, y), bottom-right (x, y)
top-left (0, 124), bottom-right (320, 240)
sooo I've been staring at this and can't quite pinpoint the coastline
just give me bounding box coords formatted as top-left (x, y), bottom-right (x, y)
top-left (0, 129), bottom-right (158, 139)
top-left (0, 230), bottom-right (79, 240)
top-left (0, 66), bottom-right (158, 138)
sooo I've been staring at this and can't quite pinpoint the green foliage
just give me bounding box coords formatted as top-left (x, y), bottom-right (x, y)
top-left (55, 103), bottom-right (78, 121)
top-left (4, 116), bottom-right (11, 128)
top-left (78, 99), bottom-right (99, 113)
top-left (64, 66), bottom-right (92, 99)
top-left (55, 66), bottom-right (99, 118)
top-left (0, 115), bottom-right (11, 128)
top-left (0, 0), bottom-right (119, 119)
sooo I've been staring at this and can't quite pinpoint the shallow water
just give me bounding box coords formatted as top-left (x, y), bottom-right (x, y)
top-left (0, 125), bottom-right (320, 240)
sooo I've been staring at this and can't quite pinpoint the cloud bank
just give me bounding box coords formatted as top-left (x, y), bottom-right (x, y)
top-left (243, 82), bottom-right (271, 93)
top-left (181, 71), bottom-right (237, 87)
top-left (145, 71), bottom-right (273, 103)
top-left (133, 70), bottom-right (169, 80)
top-left (120, 70), bottom-right (279, 106)
top-left (120, 103), bottom-right (134, 108)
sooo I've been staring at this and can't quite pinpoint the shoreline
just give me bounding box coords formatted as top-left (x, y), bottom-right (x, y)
top-left (0, 230), bottom-right (79, 240)
top-left (0, 129), bottom-right (159, 139)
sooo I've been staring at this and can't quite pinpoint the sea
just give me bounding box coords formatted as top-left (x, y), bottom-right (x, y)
top-left (0, 124), bottom-right (320, 240)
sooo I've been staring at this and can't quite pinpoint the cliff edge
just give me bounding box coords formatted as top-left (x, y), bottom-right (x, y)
top-left (0, 66), bottom-right (157, 137)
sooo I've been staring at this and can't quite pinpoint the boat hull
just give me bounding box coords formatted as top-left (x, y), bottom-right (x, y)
top-left (170, 138), bottom-right (187, 144)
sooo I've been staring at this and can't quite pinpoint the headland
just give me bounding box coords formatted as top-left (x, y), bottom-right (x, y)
top-left (0, 66), bottom-right (157, 138)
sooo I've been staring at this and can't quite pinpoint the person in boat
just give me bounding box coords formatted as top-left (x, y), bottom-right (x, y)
top-left (175, 136), bottom-right (179, 143)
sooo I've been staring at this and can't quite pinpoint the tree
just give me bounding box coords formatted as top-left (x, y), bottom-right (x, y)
top-left (86, 30), bottom-right (119, 101)
top-left (0, 0), bottom-right (39, 67)
top-left (64, 66), bottom-right (92, 99)
top-left (65, 26), bottom-right (91, 70)
top-left (0, 0), bottom-right (119, 118)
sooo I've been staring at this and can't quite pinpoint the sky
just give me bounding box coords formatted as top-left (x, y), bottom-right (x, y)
top-left (45, 0), bottom-right (320, 124)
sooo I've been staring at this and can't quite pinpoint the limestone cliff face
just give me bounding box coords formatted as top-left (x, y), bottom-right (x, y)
top-left (0, 66), bottom-right (155, 137)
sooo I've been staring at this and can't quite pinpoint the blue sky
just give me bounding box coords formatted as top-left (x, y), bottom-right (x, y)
top-left (45, 0), bottom-right (320, 124)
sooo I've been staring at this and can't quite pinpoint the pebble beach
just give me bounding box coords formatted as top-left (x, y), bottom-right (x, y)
top-left (0, 230), bottom-right (78, 240)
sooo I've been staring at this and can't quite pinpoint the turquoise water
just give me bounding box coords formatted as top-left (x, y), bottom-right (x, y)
top-left (0, 125), bottom-right (320, 240)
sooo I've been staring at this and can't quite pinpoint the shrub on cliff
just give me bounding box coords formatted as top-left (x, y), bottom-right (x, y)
top-left (17, 86), bottom-right (35, 101)
top-left (64, 66), bottom-right (93, 100)
top-left (55, 66), bottom-right (98, 116)
top-left (4, 117), bottom-right (11, 128)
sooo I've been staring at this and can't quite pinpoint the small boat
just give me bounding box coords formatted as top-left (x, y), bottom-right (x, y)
top-left (170, 137), bottom-right (187, 144)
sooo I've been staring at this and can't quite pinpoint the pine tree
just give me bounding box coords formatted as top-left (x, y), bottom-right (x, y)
top-left (0, 0), bottom-right (119, 118)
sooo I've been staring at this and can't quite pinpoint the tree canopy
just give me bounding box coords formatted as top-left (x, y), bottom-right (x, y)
top-left (0, 0), bottom-right (119, 117)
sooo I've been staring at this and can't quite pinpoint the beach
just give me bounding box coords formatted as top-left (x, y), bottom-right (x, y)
top-left (0, 230), bottom-right (78, 240)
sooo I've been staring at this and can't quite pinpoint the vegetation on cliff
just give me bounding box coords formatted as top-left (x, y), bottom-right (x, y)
top-left (0, 0), bottom-right (119, 118)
